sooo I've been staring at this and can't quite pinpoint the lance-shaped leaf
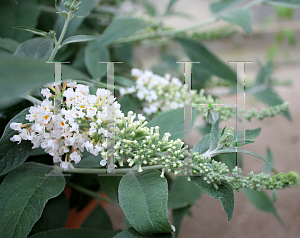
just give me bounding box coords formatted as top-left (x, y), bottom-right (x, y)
top-left (216, 9), bottom-right (253, 35)
top-left (13, 26), bottom-right (53, 39)
top-left (118, 170), bottom-right (173, 235)
top-left (215, 148), bottom-right (270, 163)
top-left (192, 176), bottom-right (234, 221)
top-left (98, 18), bottom-right (148, 46)
top-left (209, 118), bottom-right (220, 151)
top-left (0, 162), bottom-right (66, 238)
top-left (0, 108), bottom-right (32, 176)
top-left (61, 35), bottom-right (101, 47)
top-left (113, 227), bottom-right (173, 238)
top-left (172, 205), bottom-right (191, 238)
top-left (210, 0), bottom-right (246, 13)
top-left (193, 133), bottom-right (211, 155)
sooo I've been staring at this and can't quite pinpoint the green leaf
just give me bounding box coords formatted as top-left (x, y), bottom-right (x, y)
top-left (242, 188), bottom-right (284, 226)
top-left (165, 0), bottom-right (179, 14)
top-left (118, 170), bottom-right (173, 235)
top-left (0, 162), bottom-right (66, 238)
top-left (233, 140), bottom-right (254, 146)
top-left (14, 37), bottom-right (54, 60)
top-left (146, 108), bottom-right (197, 141)
top-left (118, 95), bottom-right (142, 115)
top-left (98, 18), bottom-right (148, 46)
top-left (237, 128), bottom-right (261, 140)
top-left (98, 176), bottom-right (121, 204)
top-left (207, 108), bottom-right (219, 125)
top-left (61, 35), bottom-right (101, 47)
top-left (254, 61), bottom-right (273, 86)
top-left (193, 133), bottom-right (211, 155)
top-left (29, 228), bottom-right (120, 238)
top-left (192, 176), bottom-right (234, 221)
top-left (84, 41), bottom-right (110, 79)
top-left (168, 176), bottom-right (201, 209)
top-left (210, 0), bottom-right (246, 13)
top-left (13, 26), bottom-right (51, 38)
top-left (113, 227), bottom-right (173, 238)
top-left (0, 0), bottom-right (40, 42)
top-left (81, 203), bottom-right (113, 230)
top-left (215, 148), bottom-right (269, 163)
top-left (217, 9), bottom-right (252, 34)
top-left (143, 1), bottom-right (157, 16)
top-left (263, 0), bottom-right (300, 8)
top-left (115, 75), bottom-right (135, 87)
top-left (172, 205), bottom-right (191, 238)
top-left (263, 146), bottom-right (274, 174)
top-left (0, 38), bottom-right (19, 53)
top-left (0, 54), bottom-right (89, 109)
top-left (209, 119), bottom-right (220, 151)
top-left (176, 38), bottom-right (236, 84)
top-left (31, 193), bottom-right (69, 234)
top-left (53, 0), bottom-right (97, 40)
top-left (30, 147), bottom-right (47, 156)
top-left (0, 108), bottom-right (32, 176)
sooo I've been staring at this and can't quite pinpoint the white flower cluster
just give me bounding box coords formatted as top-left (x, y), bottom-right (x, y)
top-left (10, 81), bottom-right (124, 170)
top-left (119, 69), bottom-right (232, 121)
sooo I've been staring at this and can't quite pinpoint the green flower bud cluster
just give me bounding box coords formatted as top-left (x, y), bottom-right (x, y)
top-left (244, 102), bottom-right (289, 121)
top-left (63, 0), bottom-right (82, 12)
top-left (218, 127), bottom-right (235, 149)
top-left (227, 168), bottom-right (300, 191)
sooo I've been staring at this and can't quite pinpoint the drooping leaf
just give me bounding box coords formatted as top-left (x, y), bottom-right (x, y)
top-left (84, 41), bottom-right (110, 79)
top-left (210, 0), bottom-right (246, 13)
top-left (0, 108), bottom-right (32, 176)
top-left (81, 203), bottom-right (113, 230)
top-left (168, 176), bottom-right (201, 209)
top-left (118, 170), bottom-right (173, 235)
top-left (242, 188), bottom-right (284, 226)
top-left (29, 228), bottom-right (120, 238)
top-left (98, 18), bottom-right (148, 46)
top-left (61, 35), bottom-right (101, 47)
top-left (31, 193), bottom-right (69, 234)
top-left (216, 9), bottom-right (253, 35)
top-left (14, 37), bottom-right (54, 60)
top-left (113, 227), bottom-right (173, 238)
top-left (0, 38), bottom-right (19, 53)
top-left (0, 0), bottom-right (40, 42)
top-left (0, 162), bottom-right (66, 238)
top-left (263, 146), bottom-right (274, 175)
top-left (0, 54), bottom-right (89, 109)
top-left (192, 176), bottom-right (234, 221)
top-left (172, 205), bottom-right (191, 238)
top-left (176, 38), bottom-right (236, 84)
top-left (146, 108), bottom-right (197, 141)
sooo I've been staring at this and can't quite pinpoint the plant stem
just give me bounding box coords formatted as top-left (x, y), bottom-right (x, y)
top-left (67, 181), bottom-right (113, 204)
top-left (63, 164), bottom-right (164, 174)
top-left (48, 11), bottom-right (73, 62)
top-left (21, 95), bottom-right (42, 105)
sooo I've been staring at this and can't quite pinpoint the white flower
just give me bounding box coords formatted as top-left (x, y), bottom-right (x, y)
top-left (41, 88), bottom-right (52, 99)
top-left (10, 122), bottom-right (22, 132)
top-left (60, 161), bottom-right (74, 171)
top-left (70, 151), bottom-right (81, 164)
top-left (10, 134), bottom-right (22, 144)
